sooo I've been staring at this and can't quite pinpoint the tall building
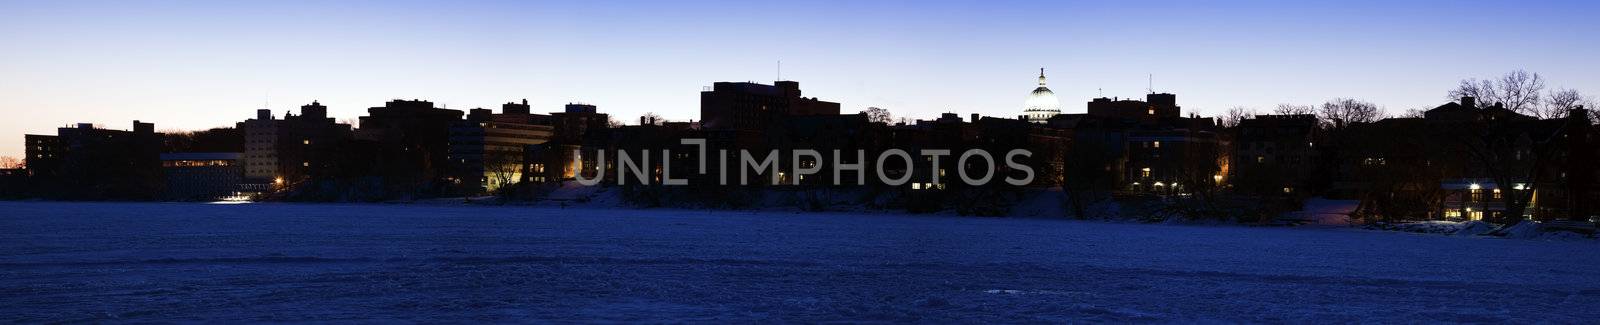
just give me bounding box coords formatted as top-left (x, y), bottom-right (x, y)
top-left (700, 80), bottom-right (840, 131)
top-left (355, 99), bottom-right (465, 185)
top-left (1023, 68), bottom-right (1061, 123)
top-left (448, 101), bottom-right (555, 193)
top-left (239, 101), bottom-right (353, 185)
top-left (23, 121), bottom-right (163, 199)
top-left (525, 103), bottom-right (611, 183)
top-left (1087, 93), bottom-right (1182, 120)
top-left (1232, 114), bottom-right (1319, 196)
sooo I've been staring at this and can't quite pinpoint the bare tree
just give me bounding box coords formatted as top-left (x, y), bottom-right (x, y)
top-left (1318, 98), bottom-right (1382, 129)
top-left (1448, 70), bottom-right (1546, 114)
top-left (861, 107), bottom-right (893, 124)
top-left (1536, 88), bottom-right (1591, 119)
top-left (1220, 106), bottom-right (1256, 128)
top-left (483, 149), bottom-right (524, 197)
top-left (1401, 108), bottom-right (1428, 118)
top-left (0, 156), bottom-right (21, 169)
top-left (1274, 104), bottom-right (1316, 116)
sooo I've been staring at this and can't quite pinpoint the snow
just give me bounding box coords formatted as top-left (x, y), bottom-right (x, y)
top-left (1372, 220), bottom-right (1479, 234)
top-left (1283, 198), bottom-right (1358, 226)
top-left (1454, 221), bottom-right (1494, 236)
top-left (1499, 221), bottom-right (1544, 239)
top-left (2, 201), bottom-right (1599, 322)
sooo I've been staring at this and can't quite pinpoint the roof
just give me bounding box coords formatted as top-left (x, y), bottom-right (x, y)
top-left (160, 152), bottom-right (243, 161)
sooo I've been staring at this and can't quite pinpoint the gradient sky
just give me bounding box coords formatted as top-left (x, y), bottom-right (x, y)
top-left (2, 0), bottom-right (1598, 158)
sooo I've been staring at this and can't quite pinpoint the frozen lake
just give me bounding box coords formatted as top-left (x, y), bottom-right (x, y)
top-left (2, 201), bottom-right (1598, 322)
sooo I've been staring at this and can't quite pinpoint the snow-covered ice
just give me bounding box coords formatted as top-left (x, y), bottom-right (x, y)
top-left (2, 201), bottom-right (1598, 322)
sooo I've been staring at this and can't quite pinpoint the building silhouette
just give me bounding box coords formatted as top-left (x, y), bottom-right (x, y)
top-left (23, 121), bottom-right (163, 199)
top-left (355, 99), bottom-right (464, 189)
top-left (700, 81), bottom-right (839, 131)
top-left (448, 100), bottom-right (554, 193)
top-left (240, 101), bottom-right (352, 186)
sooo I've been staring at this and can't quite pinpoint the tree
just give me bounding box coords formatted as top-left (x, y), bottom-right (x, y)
top-left (1274, 104), bottom-right (1316, 116)
top-left (483, 149), bottom-right (524, 198)
top-left (1220, 106), bottom-right (1256, 128)
top-left (861, 107), bottom-right (892, 124)
top-left (1444, 121), bottom-right (1559, 225)
top-left (1536, 88), bottom-right (1593, 120)
top-left (1448, 70), bottom-right (1546, 114)
top-left (0, 156), bottom-right (21, 169)
top-left (1318, 98), bottom-right (1382, 129)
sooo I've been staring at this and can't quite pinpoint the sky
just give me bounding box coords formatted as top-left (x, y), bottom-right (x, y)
top-left (2, 0), bottom-right (1598, 158)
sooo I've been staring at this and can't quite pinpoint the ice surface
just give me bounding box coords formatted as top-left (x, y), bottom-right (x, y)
top-left (2, 201), bottom-right (1599, 322)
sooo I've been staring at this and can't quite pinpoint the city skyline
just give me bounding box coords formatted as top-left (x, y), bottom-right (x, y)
top-left (4, 0), bottom-right (1599, 158)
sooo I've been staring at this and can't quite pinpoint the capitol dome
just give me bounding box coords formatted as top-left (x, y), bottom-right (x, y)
top-left (1023, 68), bottom-right (1061, 123)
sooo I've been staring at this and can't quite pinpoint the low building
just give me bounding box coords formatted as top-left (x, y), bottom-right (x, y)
top-left (161, 152), bottom-right (245, 201)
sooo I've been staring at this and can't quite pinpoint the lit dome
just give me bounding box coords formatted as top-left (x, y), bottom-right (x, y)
top-left (1023, 68), bottom-right (1061, 123)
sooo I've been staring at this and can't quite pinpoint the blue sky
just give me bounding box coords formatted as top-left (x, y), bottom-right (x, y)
top-left (2, 0), bottom-right (1597, 158)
